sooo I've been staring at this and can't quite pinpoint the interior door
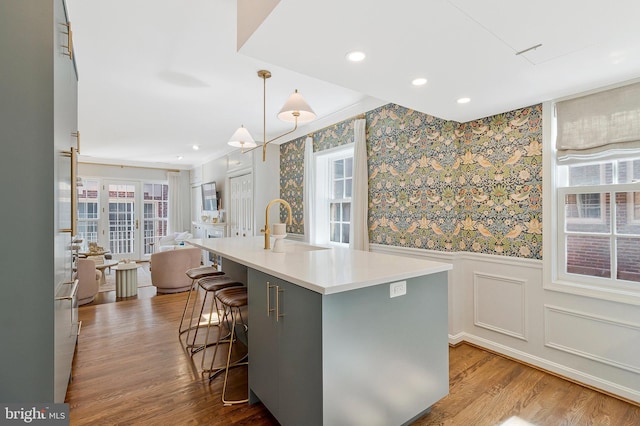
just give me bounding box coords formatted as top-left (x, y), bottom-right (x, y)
top-left (101, 180), bottom-right (143, 260)
top-left (229, 173), bottom-right (253, 237)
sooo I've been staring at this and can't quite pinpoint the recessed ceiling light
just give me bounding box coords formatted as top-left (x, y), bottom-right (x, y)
top-left (176, 155), bottom-right (183, 160)
top-left (457, 97), bottom-right (471, 104)
top-left (412, 78), bottom-right (427, 86)
top-left (346, 51), bottom-right (366, 62)
top-left (192, 144), bottom-right (199, 150)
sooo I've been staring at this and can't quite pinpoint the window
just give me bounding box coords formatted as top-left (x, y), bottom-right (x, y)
top-left (77, 179), bottom-right (100, 251)
top-left (329, 156), bottom-right (353, 244)
top-left (315, 145), bottom-right (354, 245)
top-left (143, 183), bottom-right (168, 255)
top-left (558, 158), bottom-right (640, 285)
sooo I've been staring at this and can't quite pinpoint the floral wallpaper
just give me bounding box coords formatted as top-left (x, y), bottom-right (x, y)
top-left (280, 103), bottom-right (543, 259)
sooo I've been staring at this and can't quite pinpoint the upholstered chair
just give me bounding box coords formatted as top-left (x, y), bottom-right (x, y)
top-left (76, 258), bottom-right (101, 305)
top-left (150, 247), bottom-right (201, 293)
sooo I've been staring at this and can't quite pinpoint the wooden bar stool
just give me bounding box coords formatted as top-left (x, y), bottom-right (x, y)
top-left (179, 266), bottom-right (224, 335)
top-left (209, 286), bottom-right (248, 406)
top-left (185, 275), bottom-right (243, 355)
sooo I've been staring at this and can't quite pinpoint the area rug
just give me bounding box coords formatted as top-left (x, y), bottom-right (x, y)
top-left (98, 261), bottom-right (153, 292)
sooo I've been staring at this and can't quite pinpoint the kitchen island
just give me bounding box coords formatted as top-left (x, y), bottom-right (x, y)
top-left (188, 236), bottom-right (452, 426)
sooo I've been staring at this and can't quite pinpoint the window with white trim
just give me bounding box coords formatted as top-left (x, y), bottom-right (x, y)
top-left (553, 82), bottom-right (640, 300)
top-left (557, 158), bottom-right (640, 285)
top-left (315, 145), bottom-right (354, 245)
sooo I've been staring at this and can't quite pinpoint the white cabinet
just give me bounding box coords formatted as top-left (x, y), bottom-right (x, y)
top-left (229, 173), bottom-right (253, 238)
top-left (227, 144), bottom-right (280, 238)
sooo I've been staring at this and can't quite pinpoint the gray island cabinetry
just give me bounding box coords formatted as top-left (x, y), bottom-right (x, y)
top-left (248, 270), bottom-right (323, 424)
top-left (187, 236), bottom-right (452, 425)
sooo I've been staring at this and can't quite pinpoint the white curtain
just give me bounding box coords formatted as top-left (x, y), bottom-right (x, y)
top-left (303, 136), bottom-right (315, 243)
top-left (167, 171), bottom-right (183, 234)
top-left (350, 118), bottom-right (369, 251)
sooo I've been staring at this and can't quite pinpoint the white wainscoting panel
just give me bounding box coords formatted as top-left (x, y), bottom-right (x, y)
top-left (544, 305), bottom-right (640, 374)
top-left (474, 273), bottom-right (527, 341)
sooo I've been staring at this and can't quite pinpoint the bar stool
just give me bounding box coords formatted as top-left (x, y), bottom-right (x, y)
top-left (178, 266), bottom-right (224, 335)
top-left (209, 286), bottom-right (248, 406)
top-left (185, 275), bottom-right (243, 355)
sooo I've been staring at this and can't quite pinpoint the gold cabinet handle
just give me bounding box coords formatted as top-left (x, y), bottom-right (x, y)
top-left (72, 131), bottom-right (80, 153)
top-left (266, 282), bottom-right (276, 316)
top-left (61, 22), bottom-right (73, 60)
top-left (55, 279), bottom-right (79, 301)
top-left (276, 286), bottom-right (284, 322)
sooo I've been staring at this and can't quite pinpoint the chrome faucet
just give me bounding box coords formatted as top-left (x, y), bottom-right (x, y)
top-left (261, 199), bottom-right (293, 249)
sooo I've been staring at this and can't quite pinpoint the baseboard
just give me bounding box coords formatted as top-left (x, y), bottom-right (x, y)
top-left (451, 333), bottom-right (640, 406)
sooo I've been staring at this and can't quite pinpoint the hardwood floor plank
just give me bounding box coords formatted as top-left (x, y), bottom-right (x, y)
top-left (67, 292), bottom-right (640, 425)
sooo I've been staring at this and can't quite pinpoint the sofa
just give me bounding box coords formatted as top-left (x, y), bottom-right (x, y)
top-left (156, 231), bottom-right (193, 252)
top-left (76, 258), bottom-right (101, 305)
top-left (150, 247), bottom-right (201, 293)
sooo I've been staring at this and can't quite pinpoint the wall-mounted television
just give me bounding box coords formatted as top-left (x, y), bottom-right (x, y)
top-left (201, 181), bottom-right (217, 211)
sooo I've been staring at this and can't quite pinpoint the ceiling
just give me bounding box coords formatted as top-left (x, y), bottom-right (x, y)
top-left (67, 0), bottom-right (640, 169)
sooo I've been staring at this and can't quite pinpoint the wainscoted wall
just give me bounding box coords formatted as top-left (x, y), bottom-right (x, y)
top-left (279, 102), bottom-right (640, 403)
top-left (371, 244), bottom-right (640, 403)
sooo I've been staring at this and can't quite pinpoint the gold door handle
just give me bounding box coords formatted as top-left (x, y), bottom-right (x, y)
top-left (135, 219), bottom-right (139, 230)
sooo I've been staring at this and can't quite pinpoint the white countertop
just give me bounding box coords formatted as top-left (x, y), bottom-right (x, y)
top-left (187, 237), bottom-right (452, 295)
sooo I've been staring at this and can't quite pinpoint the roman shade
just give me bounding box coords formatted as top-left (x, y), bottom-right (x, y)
top-left (556, 81), bottom-right (640, 163)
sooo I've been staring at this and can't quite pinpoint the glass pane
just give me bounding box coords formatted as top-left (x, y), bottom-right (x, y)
top-left (566, 235), bottom-right (611, 278)
top-left (330, 203), bottom-right (340, 221)
top-left (334, 180), bottom-right (344, 198)
top-left (342, 223), bottom-right (350, 244)
top-left (615, 192), bottom-right (640, 234)
top-left (617, 238), bottom-right (640, 283)
top-left (345, 178), bottom-right (352, 198)
top-left (568, 163), bottom-right (613, 186)
top-left (564, 193), bottom-right (610, 233)
top-left (342, 202), bottom-right (351, 221)
top-left (333, 159), bottom-right (344, 179)
top-left (345, 157), bottom-right (353, 178)
top-left (617, 159), bottom-right (640, 183)
top-left (330, 223), bottom-right (340, 243)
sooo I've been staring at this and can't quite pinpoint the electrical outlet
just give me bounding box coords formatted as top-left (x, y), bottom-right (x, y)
top-left (389, 281), bottom-right (407, 298)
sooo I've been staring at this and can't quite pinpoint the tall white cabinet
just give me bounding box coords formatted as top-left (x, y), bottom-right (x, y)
top-left (0, 0), bottom-right (79, 402)
top-left (227, 144), bottom-right (280, 239)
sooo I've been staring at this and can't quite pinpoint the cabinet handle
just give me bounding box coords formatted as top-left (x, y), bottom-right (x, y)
top-left (61, 22), bottom-right (73, 60)
top-left (276, 286), bottom-right (285, 322)
top-left (266, 282), bottom-right (276, 317)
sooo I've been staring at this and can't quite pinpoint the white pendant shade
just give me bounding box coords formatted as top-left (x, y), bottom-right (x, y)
top-left (277, 90), bottom-right (316, 123)
top-left (227, 126), bottom-right (257, 148)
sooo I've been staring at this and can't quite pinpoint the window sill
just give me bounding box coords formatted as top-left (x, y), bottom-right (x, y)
top-left (545, 278), bottom-right (640, 306)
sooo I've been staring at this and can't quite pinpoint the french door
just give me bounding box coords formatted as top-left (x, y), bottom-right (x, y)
top-left (102, 181), bottom-right (142, 260)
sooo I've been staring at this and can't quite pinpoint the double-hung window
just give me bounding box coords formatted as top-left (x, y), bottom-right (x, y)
top-left (315, 145), bottom-right (354, 245)
top-left (558, 159), bottom-right (640, 284)
top-left (553, 81), bottom-right (640, 300)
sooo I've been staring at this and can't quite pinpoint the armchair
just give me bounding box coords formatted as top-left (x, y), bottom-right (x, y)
top-left (76, 258), bottom-right (101, 305)
top-left (150, 247), bottom-right (201, 293)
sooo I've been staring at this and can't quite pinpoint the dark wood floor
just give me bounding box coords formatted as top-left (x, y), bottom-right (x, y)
top-left (66, 291), bottom-right (640, 425)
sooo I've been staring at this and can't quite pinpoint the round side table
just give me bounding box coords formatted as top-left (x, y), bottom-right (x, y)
top-left (113, 263), bottom-right (141, 298)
